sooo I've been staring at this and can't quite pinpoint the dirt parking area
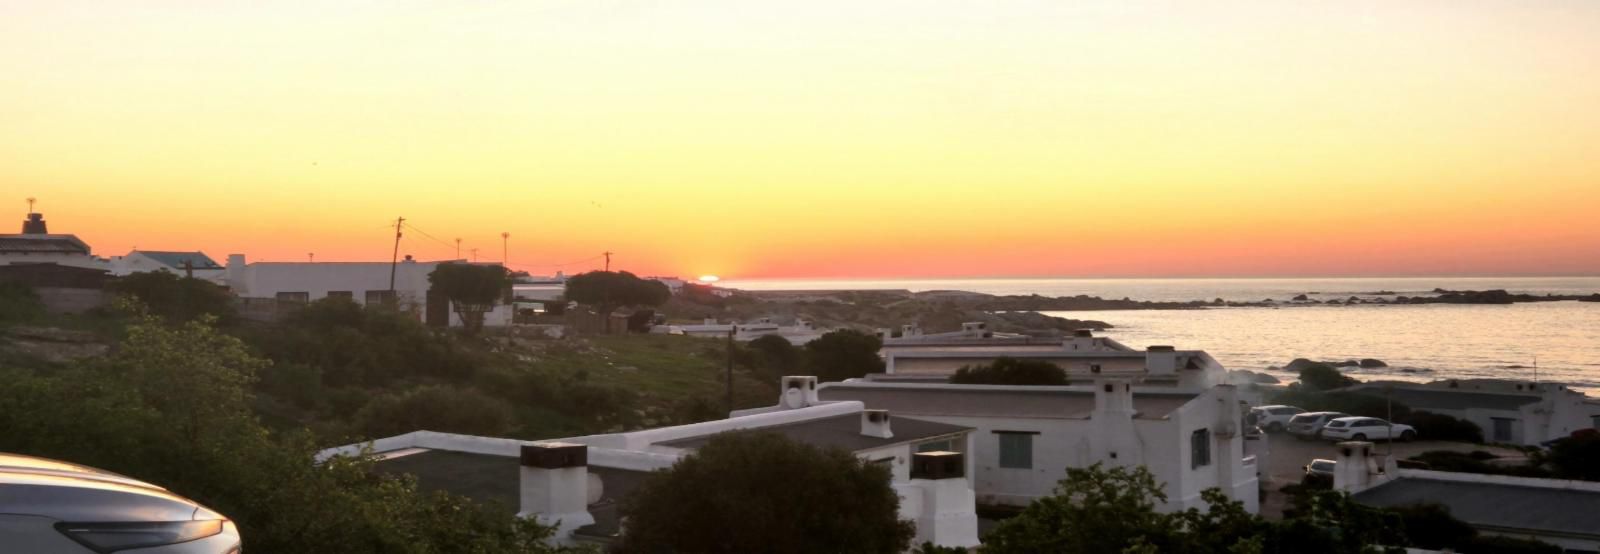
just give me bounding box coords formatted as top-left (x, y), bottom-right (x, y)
top-left (1252, 432), bottom-right (1522, 519)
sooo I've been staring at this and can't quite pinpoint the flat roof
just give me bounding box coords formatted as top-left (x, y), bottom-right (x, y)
top-left (1349, 387), bottom-right (1541, 411)
top-left (1353, 477), bottom-right (1600, 539)
top-left (819, 383), bottom-right (1196, 420)
top-left (374, 449), bottom-right (647, 539)
top-left (657, 413), bottom-right (971, 451)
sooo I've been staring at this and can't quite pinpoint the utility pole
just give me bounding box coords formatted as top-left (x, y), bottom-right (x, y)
top-left (389, 217), bottom-right (404, 293)
top-left (182, 260), bottom-right (194, 279)
top-left (603, 251), bottom-right (613, 272)
top-left (726, 327), bottom-right (735, 416)
top-left (470, 248), bottom-right (479, 263)
top-left (455, 238), bottom-right (462, 260)
top-left (308, 253), bottom-right (314, 263)
top-left (501, 232), bottom-right (510, 264)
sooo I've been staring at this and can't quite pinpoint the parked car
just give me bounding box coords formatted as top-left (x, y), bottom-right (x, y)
top-left (1249, 405), bottom-right (1306, 432)
top-left (1321, 417), bottom-right (1417, 442)
top-left (1286, 411), bottom-right (1350, 440)
top-left (1304, 458), bottom-right (1337, 479)
top-left (0, 452), bottom-right (242, 553)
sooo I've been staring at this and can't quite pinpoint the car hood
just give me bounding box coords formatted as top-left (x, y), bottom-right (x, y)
top-left (0, 454), bottom-right (204, 522)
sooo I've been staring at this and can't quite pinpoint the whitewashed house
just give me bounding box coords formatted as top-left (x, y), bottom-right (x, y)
top-left (0, 211), bottom-right (109, 270)
top-left (655, 317), bottom-right (830, 345)
top-left (109, 250), bottom-right (226, 283)
top-left (224, 255), bottom-right (512, 328)
top-left (814, 378), bottom-right (1260, 513)
top-left (1342, 379), bottom-right (1596, 445)
top-left (877, 329), bottom-right (1229, 391)
top-left (319, 376), bottom-right (983, 548)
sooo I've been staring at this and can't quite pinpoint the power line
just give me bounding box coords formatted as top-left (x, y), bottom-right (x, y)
top-left (401, 222), bottom-right (459, 253)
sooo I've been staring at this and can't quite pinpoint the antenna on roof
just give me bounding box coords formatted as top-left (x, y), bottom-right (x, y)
top-left (26, 197), bottom-right (36, 214)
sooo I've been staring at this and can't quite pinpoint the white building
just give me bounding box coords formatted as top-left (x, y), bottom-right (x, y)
top-left (109, 250), bottom-right (225, 283)
top-left (1334, 440), bottom-right (1600, 552)
top-left (319, 376), bottom-right (983, 549)
top-left (224, 255), bottom-right (512, 328)
top-left (813, 378), bottom-right (1260, 513)
top-left (877, 329), bottom-right (1229, 391)
top-left (1342, 379), bottom-right (1596, 445)
top-left (654, 317), bottom-right (830, 345)
top-left (0, 211), bottom-right (109, 270)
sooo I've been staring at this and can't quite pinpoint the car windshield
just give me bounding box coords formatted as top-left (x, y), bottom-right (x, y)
top-left (1310, 461), bottom-right (1335, 471)
top-left (1289, 414), bottom-right (1313, 423)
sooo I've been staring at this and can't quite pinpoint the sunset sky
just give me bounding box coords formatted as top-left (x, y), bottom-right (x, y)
top-left (4, 1), bottom-right (1598, 279)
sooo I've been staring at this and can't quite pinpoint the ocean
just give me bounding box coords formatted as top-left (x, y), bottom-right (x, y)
top-left (720, 277), bottom-right (1600, 393)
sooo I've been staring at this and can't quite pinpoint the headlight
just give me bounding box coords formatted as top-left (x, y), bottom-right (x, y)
top-left (55, 520), bottom-right (225, 553)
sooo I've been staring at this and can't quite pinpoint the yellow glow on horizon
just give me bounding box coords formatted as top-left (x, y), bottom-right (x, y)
top-left (3, 1), bottom-right (1599, 278)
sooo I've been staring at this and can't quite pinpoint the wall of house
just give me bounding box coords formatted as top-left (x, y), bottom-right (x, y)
top-left (33, 287), bottom-right (106, 315)
top-left (226, 260), bottom-right (511, 328)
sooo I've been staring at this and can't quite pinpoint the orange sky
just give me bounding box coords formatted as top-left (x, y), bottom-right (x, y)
top-left (4, 1), bottom-right (1599, 279)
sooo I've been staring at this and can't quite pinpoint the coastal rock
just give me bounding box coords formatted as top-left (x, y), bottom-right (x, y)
top-left (1292, 294), bottom-right (1309, 301)
top-left (1229, 370), bottom-right (1282, 385)
top-left (1284, 358), bottom-right (1321, 372)
top-left (1359, 358), bottom-right (1388, 368)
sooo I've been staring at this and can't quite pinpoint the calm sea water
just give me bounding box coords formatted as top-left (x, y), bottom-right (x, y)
top-left (723, 277), bottom-right (1600, 393)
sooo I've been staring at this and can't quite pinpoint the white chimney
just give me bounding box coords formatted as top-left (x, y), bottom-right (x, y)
top-left (902, 324), bottom-right (922, 337)
top-left (861, 409), bottom-right (893, 439)
top-left (1146, 345), bottom-right (1178, 375)
top-left (1091, 378), bottom-right (1140, 465)
top-left (779, 376), bottom-right (820, 409)
top-left (224, 254), bottom-right (247, 293)
top-left (1069, 329), bottom-right (1096, 351)
top-left (960, 322), bottom-right (986, 337)
top-left (876, 328), bottom-right (893, 341)
top-left (1332, 441), bottom-right (1394, 493)
top-left (906, 451), bottom-right (981, 548)
top-left (517, 442), bottom-right (595, 543)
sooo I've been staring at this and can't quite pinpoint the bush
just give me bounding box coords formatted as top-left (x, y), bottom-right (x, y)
top-left (949, 357), bottom-right (1067, 385)
top-left (248, 297), bottom-right (478, 389)
top-left (747, 334), bottom-right (800, 373)
top-left (0, 281), bottom-right (44, 324)
top-left (1398, 411), bottom-right (1483, 443)
top-left (1544, 432), bottom-right (1600, 481)
top-left (108, 271), bottom-right (236, 323)
top-left (802, 329), bottom-right (885, 381)
top-left (354, 385), bottom-right (514, 438)
top-left (618, 431), bottom-right (913, 553)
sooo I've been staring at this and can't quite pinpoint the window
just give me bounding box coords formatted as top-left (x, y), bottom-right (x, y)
top-left (326, 291), bottom-right (353, 299)
top-left (275, 291), bottom-right (309, 304)
top-left (996, 432), bottom-right (1034, 469)
top-left (1191, 429), bottom-right (1211, 469)
top-left (365, 290), bottom-right (396, 306)
top-left (917, 440), bottom-right (953, 453)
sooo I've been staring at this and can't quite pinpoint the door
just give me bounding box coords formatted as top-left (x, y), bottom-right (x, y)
top-left (1491, 418), bottom-right (1515, 443)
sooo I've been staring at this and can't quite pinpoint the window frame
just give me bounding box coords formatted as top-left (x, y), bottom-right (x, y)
top-left (1190, 428), bottom-right (1211, 469)
top-left (994, 431), bottom-right (1037, 470)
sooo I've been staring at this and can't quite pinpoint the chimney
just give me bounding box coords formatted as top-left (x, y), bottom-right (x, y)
top-left (1146, 345), bottom-right (1178, 375)
top-left (1068, 329), bottom-right (1096, 351)
top-left (224, 254), bottom-right (247, 292)
top-left (907, 451), bottom-right (981, 548)
top-left (902, 324), bottom-right (922, 337)
top-left (21, 212), bottom-right (47, 234)
top-left (1091, 378), bottom-right (1140, 465)
top-left (518, 442), bottom-right (595, 542)
top-left (861, 409), bottom-right (893, 439)
top-left (961, 322), bottom-right (985, 337)
top-left (779, 376), bottom-right (820, 409)
top-left (876, 328), bottom-right (893, 341)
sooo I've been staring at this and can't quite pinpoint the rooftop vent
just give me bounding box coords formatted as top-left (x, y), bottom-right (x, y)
top-left (21, 212), bottom-right (47, 234)
top-left (861, 409), bottom-right (893, 439)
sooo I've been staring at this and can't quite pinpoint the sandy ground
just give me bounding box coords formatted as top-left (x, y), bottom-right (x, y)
top-left (1252, 432), bottom-right (1523, 519)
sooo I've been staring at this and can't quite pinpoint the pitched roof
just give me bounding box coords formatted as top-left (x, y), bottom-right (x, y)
top-left (135, 251), bottom-right (222, 270)
top-left (0, 236), bottom-right (89, 254)
top-left (657, 413), bottom-right (971, 452)
top-left (819, 383), bottom-right (1196, 420)
top-left (1353, 477), bottom-right (1600, 539)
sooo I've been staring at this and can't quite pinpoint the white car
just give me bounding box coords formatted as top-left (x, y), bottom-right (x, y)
top-left (1286, 411), bottom-right (1350, 440)
top-left (1321, 417), bottom-right (1416, 442)
top-left (0, 453), bottom-right (242, 553)
top-left (1249, 405), bottom-right (1306, 432)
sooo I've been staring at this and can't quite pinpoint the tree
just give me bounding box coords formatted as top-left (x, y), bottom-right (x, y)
top-left (427, 263), bottom-right (511, 335)
top-left (109, 271), bottom-right (236, 323)
top-left (562, 271), bottom-right (670, 333)
top-left (747, 333), bottom-right (800, 373)
top-left (1298, 363), bottom-right (1358, 391)
top-left (617, 431), bottom-right (913, 554)
top-left (802, 329), bottom-right (885, 381)
top-left (949, 357), bottom-right (1067, 386)
top-left (0, 281), bottom-right (44, 325)
top-left (983, 464), bottom-right (1183, 554)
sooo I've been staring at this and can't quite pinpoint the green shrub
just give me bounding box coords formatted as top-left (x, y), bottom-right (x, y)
top-left (1398, 411), bottom-right (1483, 443)
top-left (0, 282), bottom-right (44, 324)
top-left (354, 385), bottom-right (514, 438)
top-left (949, 357), bottom-right (1067, 386)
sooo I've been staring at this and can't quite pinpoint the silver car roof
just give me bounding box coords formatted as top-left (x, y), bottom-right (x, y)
top-left (0, 453), bottom-right (202, 522)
